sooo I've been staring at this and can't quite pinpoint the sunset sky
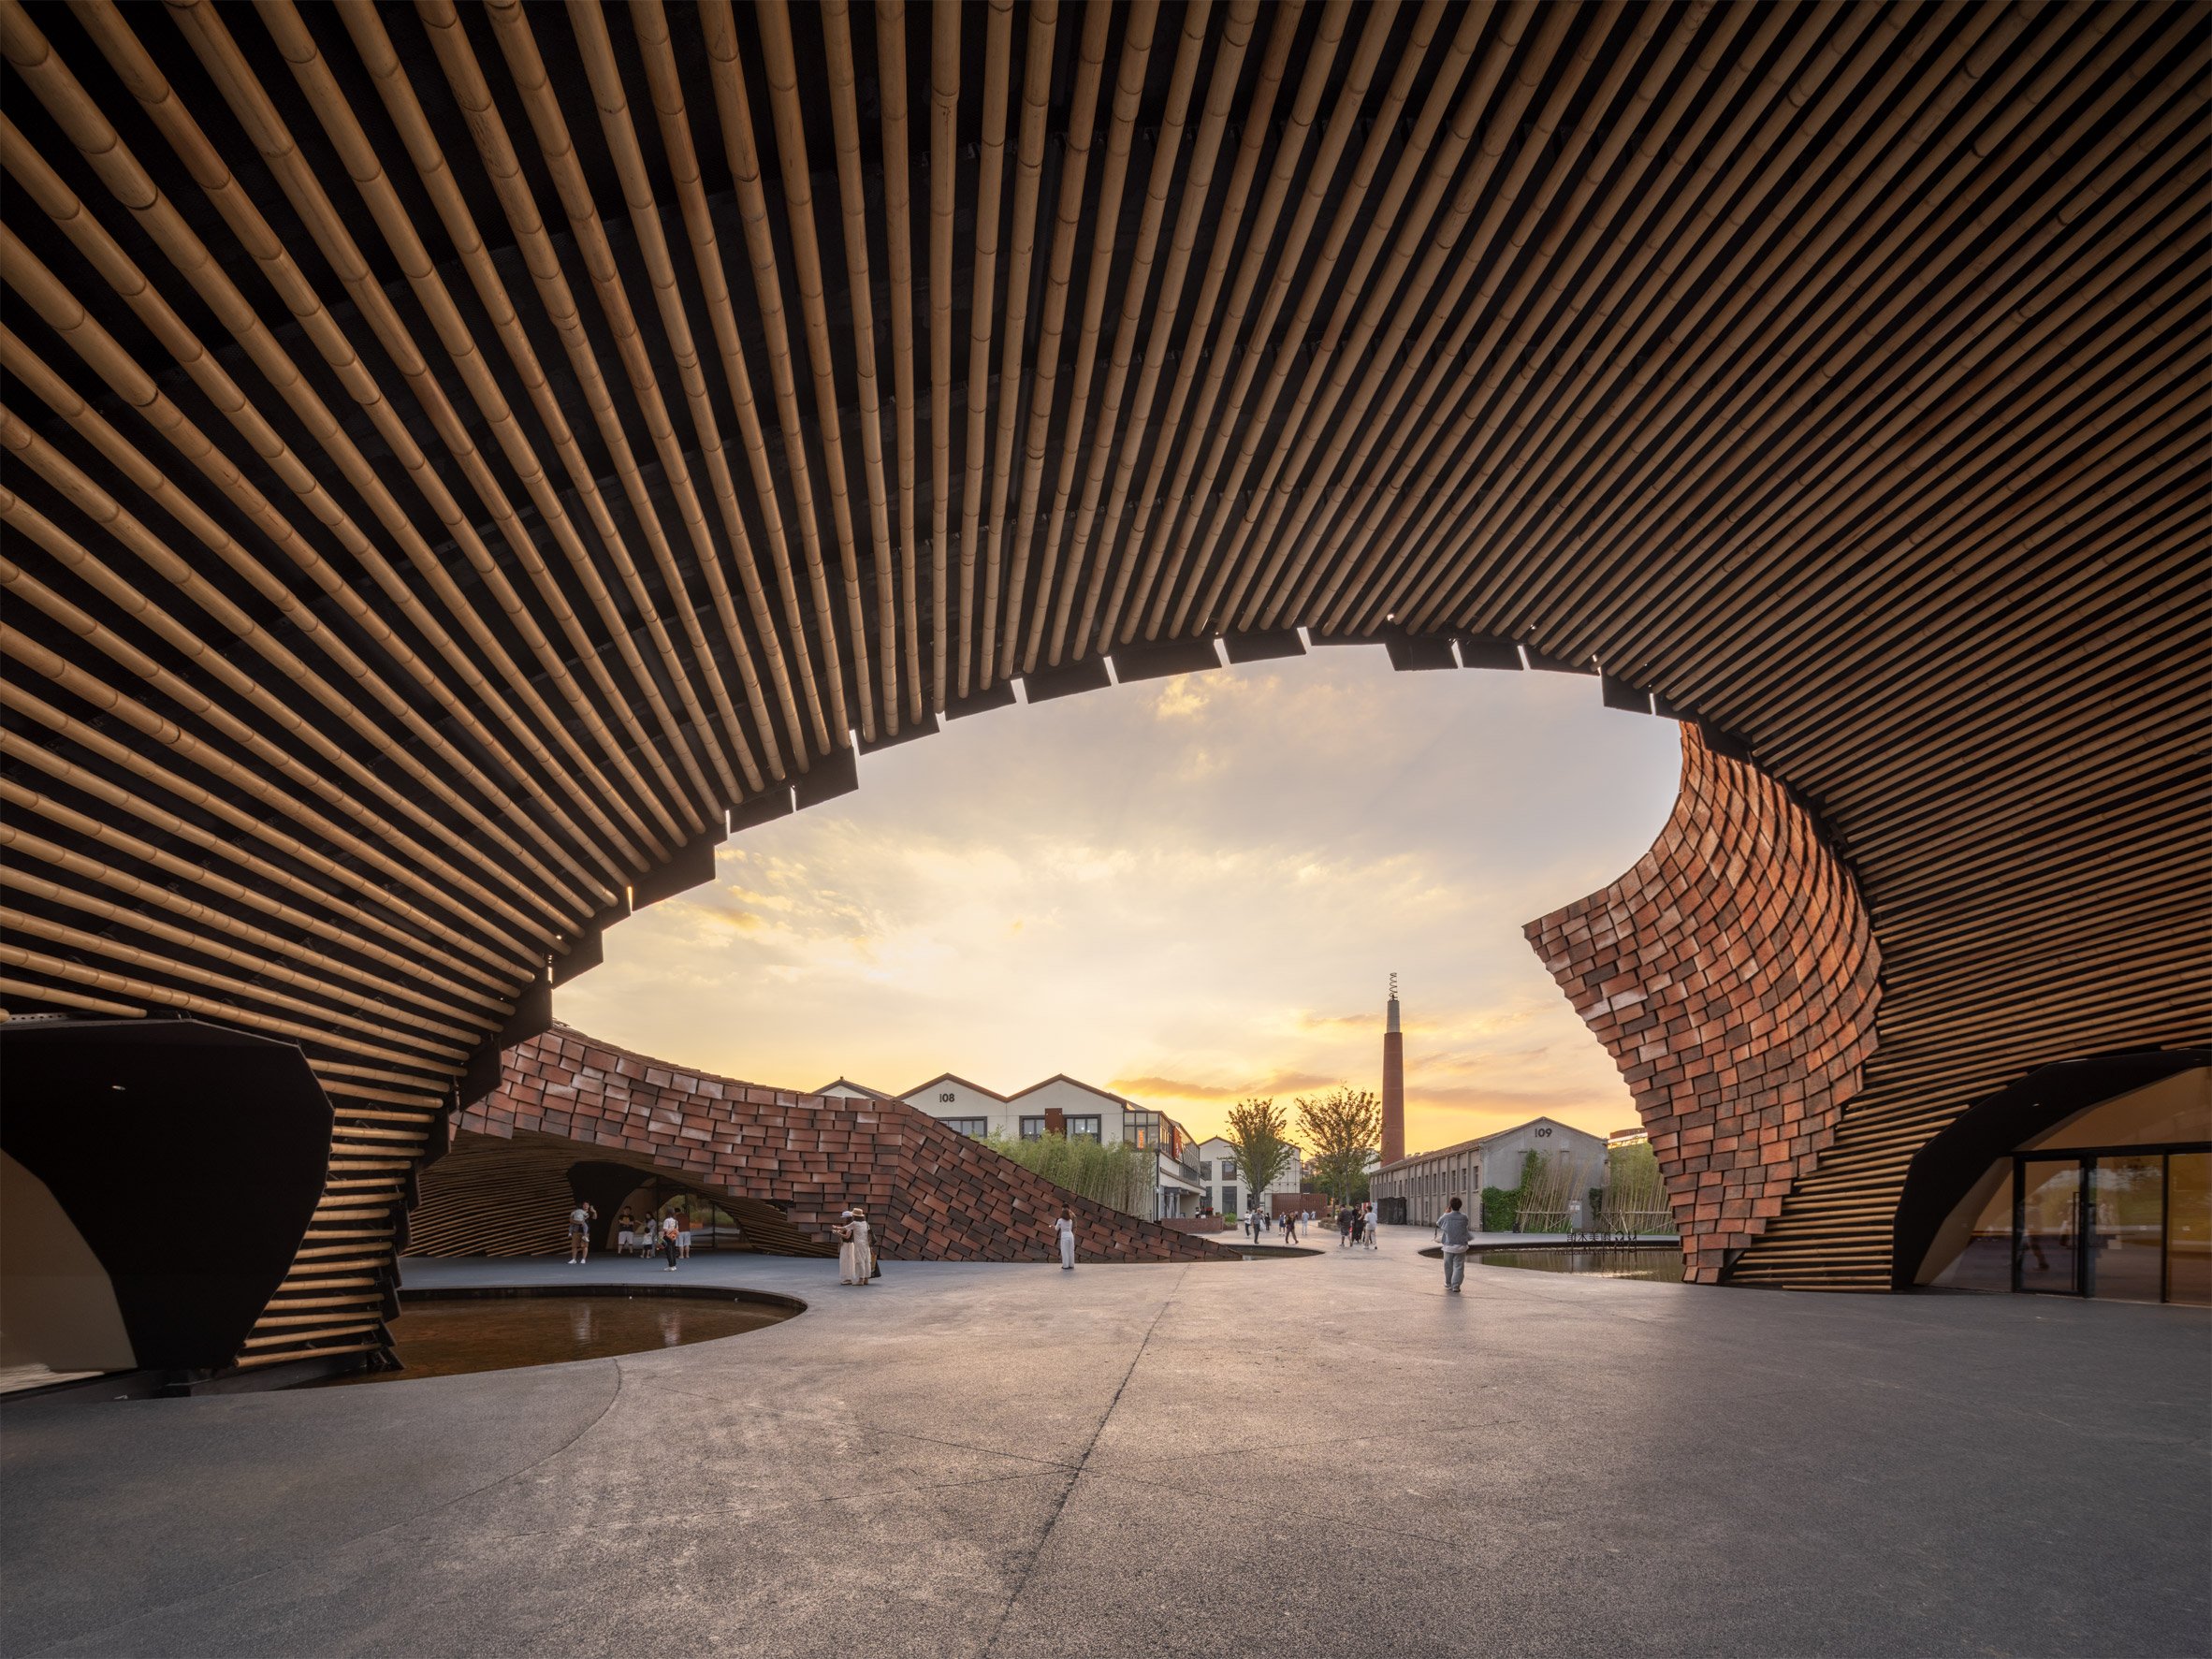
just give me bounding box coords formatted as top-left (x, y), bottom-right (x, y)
top-left (556, 647), bottom-right (1682, 1154)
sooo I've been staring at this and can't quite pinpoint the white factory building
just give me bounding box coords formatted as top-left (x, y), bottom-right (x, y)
top-left (1192, 1136), bottom-right (1303, 1219)
top-left (1369, 1116), bottom-right (1608, 1229)
top-left (815, 1073), bottom-right (1207, 1218)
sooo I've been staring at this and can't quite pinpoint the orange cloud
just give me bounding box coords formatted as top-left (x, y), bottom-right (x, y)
top-left (1112, 1070), bottom-right (1339, 1103)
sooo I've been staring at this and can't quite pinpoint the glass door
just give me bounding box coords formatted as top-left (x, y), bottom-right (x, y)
top-left (2015, 1158), bottom-right (2082, 1294)
top-left (2167, 1153), bottom-right (2210, 1306)
top-left (2088, 1155), bottom-right (2164, 1303)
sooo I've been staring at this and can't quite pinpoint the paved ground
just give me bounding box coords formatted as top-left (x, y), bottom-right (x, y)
top-left (3, 1228), bottom-right (2205, 1658)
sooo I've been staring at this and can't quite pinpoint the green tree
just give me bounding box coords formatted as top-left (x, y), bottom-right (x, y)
top-left (1295, 1085), bottom-right (1383, 1202)
top-left (1223, 1098), bottom-right (1296, 1217)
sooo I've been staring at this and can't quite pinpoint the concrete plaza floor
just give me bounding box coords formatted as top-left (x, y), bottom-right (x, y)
top-left (3, 1227), bottom-right (2205, 1657)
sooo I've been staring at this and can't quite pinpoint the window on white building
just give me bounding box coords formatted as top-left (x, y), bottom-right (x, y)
top-left (1221, 1157), bottom-right (1239, 1179)
top-left (1222, 1185), bottom-right (1239, 1213)
top-left (1199, 1160), bottom-right (1214, 1179)
top-left (941, 1117), bottom-right (988, 1138)
top-left (1019, 1116), bottom-right (1048, 1140)
top-left (1066, 1115), bottom-right (1102, 1142)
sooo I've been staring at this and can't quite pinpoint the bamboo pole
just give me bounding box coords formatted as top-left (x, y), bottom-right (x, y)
top-left (699, 0), bottom-right (854, 744)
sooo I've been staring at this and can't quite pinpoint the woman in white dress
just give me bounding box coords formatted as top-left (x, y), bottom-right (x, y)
top-left (1055, 1208), bottom-right (1076, 1271)
top-left (836, 1208), bottom-right (861, 1285)
top-left (849, 1208), bottom-right (874, 1286)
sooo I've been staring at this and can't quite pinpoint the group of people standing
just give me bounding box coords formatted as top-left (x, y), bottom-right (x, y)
top-left (558, 1201), bottom-right (691, 1270)
top-left (616, 1205), bottom-right (691, 1266)
top-left (1335, 1201), bottom-right (1382, 1248)
top-left (1240, 1208), bottom-right (1300, 1244)
top-left (836, 1207), bottom-right (880, 1285)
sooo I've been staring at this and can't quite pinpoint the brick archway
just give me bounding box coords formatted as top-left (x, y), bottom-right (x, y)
top-left (434, 1027), bottom-right (1232, 1267)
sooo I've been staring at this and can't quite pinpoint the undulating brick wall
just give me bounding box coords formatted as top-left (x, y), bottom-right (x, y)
top-left (1524, 728), bottom-right (1883, 1283)
top-left (450, 1028), bottom-right (1233, 1264)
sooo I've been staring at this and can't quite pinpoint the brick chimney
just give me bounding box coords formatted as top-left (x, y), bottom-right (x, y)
top-left (1382, 975), bottom-right (1404, 1167)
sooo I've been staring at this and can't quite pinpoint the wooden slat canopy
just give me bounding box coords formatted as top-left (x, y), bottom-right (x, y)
top-left (0, 0), bottom-right (2204, 1367)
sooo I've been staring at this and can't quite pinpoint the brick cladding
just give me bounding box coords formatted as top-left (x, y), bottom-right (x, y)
top-left (456, 1029), bottom-right (1234, 1265)
top-left (1524, 728), bottom-right (1883, 1284)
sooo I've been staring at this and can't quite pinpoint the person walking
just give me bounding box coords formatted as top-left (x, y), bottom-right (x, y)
top-left (1338, 1203), bottom-right (1354, 1246)
top-left (1437, 1195), bottom-right (1473, 1293)
top-left (1364, 1201), bottom-right (1380, 1250)
top-left (675, 1207), bottom-right (692, 1259)
top-left (659, 1213), bottom-right (680, 1272)
top-left (567, 1200), bottom-right (598, 1265)
top-left (615, 1206), bottom-right (636, 1256)
top-left (1055, 1207), bottom-right (1077, 1271)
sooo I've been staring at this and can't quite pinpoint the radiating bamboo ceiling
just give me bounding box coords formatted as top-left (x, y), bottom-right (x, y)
top-left (0, 0), bottom-right (2204, 1353)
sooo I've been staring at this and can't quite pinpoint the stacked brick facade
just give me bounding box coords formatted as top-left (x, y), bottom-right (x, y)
top-left (1524, 729), bottom-right (1882, 1283)
top-left (448, 1028), bottom-right (1233, 1265)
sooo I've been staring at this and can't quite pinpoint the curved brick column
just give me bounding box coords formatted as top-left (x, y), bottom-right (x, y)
top-left (448, 1027), bottom-right (1232, 1264)
top-left (1524, 729), bottom-right (1883, 1283)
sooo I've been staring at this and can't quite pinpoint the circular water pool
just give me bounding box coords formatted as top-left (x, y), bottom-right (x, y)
top-left (1477, 1246), bottom-right (1684, 1282)
top-left (1417, 1244), bottom-right (1685, 1281)
top-left (304, 1288), bottom-right (800, 1386)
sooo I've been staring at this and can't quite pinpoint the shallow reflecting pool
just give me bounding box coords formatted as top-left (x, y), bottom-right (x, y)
top-left (306, 1291), bottom-right (797, 1386)
top-left (1476, 1247), bottom-right (1685, 1282)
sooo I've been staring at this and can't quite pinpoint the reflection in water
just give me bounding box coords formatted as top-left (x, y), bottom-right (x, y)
top-left (307, 1294), bottom-right (793, 1386)
top-left (1476, 1247), bottom-right (1685, 1283)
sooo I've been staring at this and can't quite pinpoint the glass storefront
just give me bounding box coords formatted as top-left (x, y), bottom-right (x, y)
top-left (1926, 1069), bottom-right (2209, 1306)
top-left (2006, 1149), bottom-right (2209, 1304)
top-left (1929, 1147), bottom-right (2210, 1305)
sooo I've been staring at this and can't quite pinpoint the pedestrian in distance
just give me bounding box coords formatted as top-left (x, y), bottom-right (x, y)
top-left (675, 1207), bottom-right (692, 1259)
top-left (1363, 1202), bottom-right (1380, 1250)
top-left (660, 1213), bottom-right (680, 1272)
top-left (1437, 1195), bottom-right (1473, 1293)
top-left (1351, 1206), bottom-right (1366, 1246)
top-left (1055, 1207), bottom-right (1077, 1271)
top-left (615, 1206), bottom-right (636, 1256)
top-left (567, 1200), bottom-right (598, 1264)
